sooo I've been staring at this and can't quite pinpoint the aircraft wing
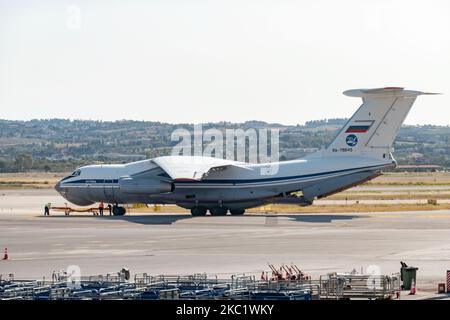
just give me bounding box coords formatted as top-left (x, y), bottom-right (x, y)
top-left (152, 156), bottom-right (252, 181)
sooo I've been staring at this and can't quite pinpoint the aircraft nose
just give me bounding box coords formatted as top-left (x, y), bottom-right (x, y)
top-left (54, 181), bottom-right (62, 194)
top-left (53, 180), bottom-right (94, 206)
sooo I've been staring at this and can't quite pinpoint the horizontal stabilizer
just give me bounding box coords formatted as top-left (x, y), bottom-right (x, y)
top-left (343, 87), bottom-right (440, 97)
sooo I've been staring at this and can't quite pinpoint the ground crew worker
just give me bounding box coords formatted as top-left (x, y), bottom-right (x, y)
top-left (99, 202), bottom-right (104, 216)
top-left (107, 204), bottom-right (112, 215)
top-left (44, 203), bottom-right (51, 216)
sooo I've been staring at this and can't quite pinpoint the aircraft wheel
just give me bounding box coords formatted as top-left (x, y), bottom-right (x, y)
top-left (209, 207), bottom-right (228, 216)
top-left (191, 207), bottom-right (207, 216)
top-left (113, 206), bottom-right (126, 216)
top-left (230, 209), bottom-right (245, 215)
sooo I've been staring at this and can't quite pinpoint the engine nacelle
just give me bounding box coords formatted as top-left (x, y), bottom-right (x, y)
top-left (119, 177), bottom-right (174, 194)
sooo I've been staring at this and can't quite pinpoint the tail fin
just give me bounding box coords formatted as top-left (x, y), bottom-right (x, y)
top-left (324, 87), bottom-right (438, 159)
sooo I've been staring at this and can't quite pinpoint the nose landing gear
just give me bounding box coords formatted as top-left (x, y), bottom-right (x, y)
top-left (112, 205), bottom-right (126, 216)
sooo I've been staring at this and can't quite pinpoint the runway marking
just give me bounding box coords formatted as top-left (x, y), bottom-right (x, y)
top-left (49, 249), bottom-right (146, 255)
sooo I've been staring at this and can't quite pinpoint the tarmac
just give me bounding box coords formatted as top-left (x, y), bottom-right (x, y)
top-left (1, 189), bottom-right (450, 296)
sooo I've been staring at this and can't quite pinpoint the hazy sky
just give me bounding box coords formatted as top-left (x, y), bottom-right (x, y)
top-left (1, 0), bottom-right (449, 125)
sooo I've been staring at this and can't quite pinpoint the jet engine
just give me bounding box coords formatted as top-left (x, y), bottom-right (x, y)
top-left (119, 176), bottom-right (174, 194)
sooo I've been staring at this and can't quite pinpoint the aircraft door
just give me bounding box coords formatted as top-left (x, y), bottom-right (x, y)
top-left (103, 180), bottom-right (115, 202)
top-left (103, 172), bottom-right (117, 203)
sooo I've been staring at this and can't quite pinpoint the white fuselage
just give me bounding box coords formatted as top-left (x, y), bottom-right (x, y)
top-left (55, 86), bottom-right (432, 214)
top-left (56, 154), bottom-right (393, 209)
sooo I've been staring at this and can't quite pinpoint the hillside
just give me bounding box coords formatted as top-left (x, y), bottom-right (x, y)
top-left (0, 119), bottom-right (449, 172)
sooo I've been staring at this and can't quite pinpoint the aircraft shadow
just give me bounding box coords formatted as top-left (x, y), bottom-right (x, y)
top-left (37, 214), bottom-right (192, 225)
top-left (284, 214), bottom-right (361, 223)
top-left (103, 214), bottom-right (193, 225)
top-left (110, 214), bottom-right (361, 225)
top-left (38, 213), bottom-right (361, 225)
top-left (251, 214), bottom-right (362, 223)
top-left (112, 214), bottom-right (362, 225)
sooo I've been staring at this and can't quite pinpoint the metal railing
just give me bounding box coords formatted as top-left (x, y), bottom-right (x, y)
top-left (319, 273), bottom-right (401, 300)
top-left (2, 270), bottom-right (400, 300)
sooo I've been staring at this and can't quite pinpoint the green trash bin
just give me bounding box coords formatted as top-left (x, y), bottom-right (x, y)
top-left (401, 265), bottom-right (418, 290)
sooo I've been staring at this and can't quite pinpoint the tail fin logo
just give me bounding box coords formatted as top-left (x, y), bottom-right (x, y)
top-left (346, 134), bottom-right (358, 147)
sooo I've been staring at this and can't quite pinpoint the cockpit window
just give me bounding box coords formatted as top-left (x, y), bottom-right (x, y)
top-left (61, 169), bottom-right (81, 182)
top-left (71, 169), bottom-right (81, 177)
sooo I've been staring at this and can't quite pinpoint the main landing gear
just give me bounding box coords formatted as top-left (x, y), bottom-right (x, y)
top-left (209, 207), bottom-right (228, 216)
top-left (229, 208), bottom-right (245, 216)
top-left (190, 207), bottom-right (246, 216)
top-left (190, 206), bottom-right (207, 216)
top-left (112, 205), bottom-right (126, 216)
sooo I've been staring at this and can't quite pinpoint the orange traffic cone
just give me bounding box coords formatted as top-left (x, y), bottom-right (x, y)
top-left (409, 278), bottom-right (416, 295)
top-left (2, 248), bottom-right (8, 260)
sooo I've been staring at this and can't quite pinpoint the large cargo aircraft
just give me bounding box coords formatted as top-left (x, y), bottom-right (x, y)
top-left (55, 87), bottom-right (437, 216)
